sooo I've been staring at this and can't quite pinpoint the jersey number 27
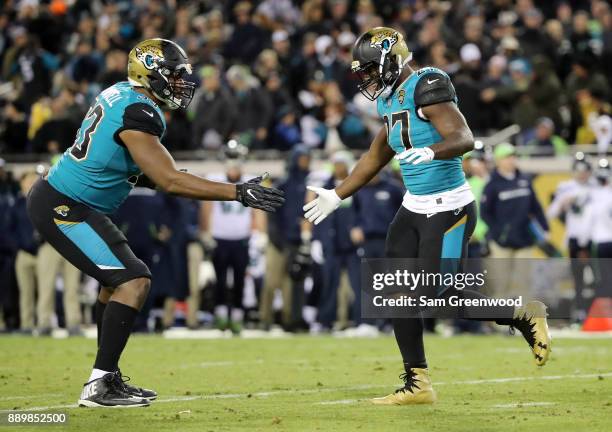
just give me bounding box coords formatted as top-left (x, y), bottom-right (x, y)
top-left (70, 104), bottom-right (104, 161)
top-left (384, 110), bottom-right (412, 151)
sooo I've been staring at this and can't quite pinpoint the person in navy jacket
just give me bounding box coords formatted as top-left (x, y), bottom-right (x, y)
top-left (349, 172), bottom-right (404, 330)
top-left (480, 143), bottom-right (549, 298)
top-left (481, 143), bottom-right (549, 251)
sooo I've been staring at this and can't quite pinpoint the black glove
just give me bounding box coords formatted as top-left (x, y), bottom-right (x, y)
top-left (235, 173), bottom-right (285, 212)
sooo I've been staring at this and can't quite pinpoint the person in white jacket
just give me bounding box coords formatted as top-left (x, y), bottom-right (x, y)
top-left (547, 154), bottom-right (596, 321)
top-left (578, 159), bottom-right (612, 302)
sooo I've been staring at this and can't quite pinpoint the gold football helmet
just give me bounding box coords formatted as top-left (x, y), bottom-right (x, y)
top-left (351, 27), bottom-right (412, 100)
top-left (127, 38), bottom-right (195, 110)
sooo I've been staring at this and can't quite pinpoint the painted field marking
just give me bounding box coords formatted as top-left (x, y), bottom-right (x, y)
top-left (2, 372), bottom-right (609, 413)
top-left (493, 402), bottom-right (556, 408)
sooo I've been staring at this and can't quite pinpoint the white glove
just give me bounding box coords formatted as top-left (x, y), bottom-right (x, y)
top-left (395, 147), bottom-right (435, 165)
top-left (303, 186), bottom-right (341, 225)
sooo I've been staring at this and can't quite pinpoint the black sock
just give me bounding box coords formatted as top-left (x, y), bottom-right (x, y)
top-left (94, 300), bottom-right (107, 348)
top-left (392, 317), bottom-right (427, 372)
top-left (94, 301), bottom-right (137, 372)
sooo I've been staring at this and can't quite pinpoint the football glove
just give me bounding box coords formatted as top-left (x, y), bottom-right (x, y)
top-left (395, 147), bottom-right (435, 165)
top-left (236, 173), bottom-right (285, 212)
top-left (303, 186), bottom-right (342, 225)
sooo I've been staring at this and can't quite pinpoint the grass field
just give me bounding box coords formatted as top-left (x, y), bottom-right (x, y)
top-left (0, 333), bottom-right (611, 432)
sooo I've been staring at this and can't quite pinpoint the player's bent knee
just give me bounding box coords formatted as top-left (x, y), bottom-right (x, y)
top-left (129, 278), bottom-right (151, 304)
top-left (113, 277), bottom-right (151, 309)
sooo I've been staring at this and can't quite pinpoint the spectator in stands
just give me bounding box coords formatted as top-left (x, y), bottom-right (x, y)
top-left (526, 117), bottom-right (569, 156)
top-left (226, 65), bottom-right (273, 149)
top-left (253, 49), bottom-right (281, 84)
top-left (224, 1), bottom-right (268, 64)
top-left (289, 32), bottom-right (319, 97)
top-left (1, 102), bottom-right (28, 153)
top-left (69, 39), bottom-right (103, 85)
top-left (482, 58), bottom-right (540, 143)
top-left (335, 31), bottom-right (360, 100)
top-left (480, 55), bottom-right (510, 131)
top-left (565, 54), bottom-right (610, 144)
top-left (98, 49), bottom-right (128, 90)
top-left (2, 26), bottom-right (52, 110)
top-left (453, 43), bottom-right (486, 135)
top-left (544, 18), bottom-right (573, 81)
top-left (191, 65), bottom-right (237, 150)
top-left (271, 30), bottom-right (292, 79)
top-left (31, 87), bottom-right (83, 157)
top-left (256, 0), bottom-right (300, 31)
top-left (263, 71), bottom-right (295, 113)
top-left (517, 8), bottom-right (553, 60)
top-left (460, 14), bottom-right (495, 60)
top-left (272, 105), bottom-right (302, 151)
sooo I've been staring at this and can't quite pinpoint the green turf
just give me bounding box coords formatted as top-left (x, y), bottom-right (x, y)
top-left (0, 333), bottom-right (611, 432)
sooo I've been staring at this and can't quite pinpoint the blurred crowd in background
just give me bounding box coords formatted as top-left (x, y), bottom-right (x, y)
top-left (1, 0), bottom-right (612, 158)
top-left (2, 0), bottom-right (612, 336)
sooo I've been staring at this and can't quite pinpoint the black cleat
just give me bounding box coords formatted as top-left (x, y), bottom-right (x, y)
top-left (78, 372), bottom-right (149, 408)
top-left (118, 371), bottom-right (157, 400)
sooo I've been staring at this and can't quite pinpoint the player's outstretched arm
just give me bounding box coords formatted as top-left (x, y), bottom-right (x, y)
top-left (121, 130), bottom-right (284, 211)
top-left (336, 126), bottom-right (393, 199)
top-left (304, 126), bottom-right (392, 225)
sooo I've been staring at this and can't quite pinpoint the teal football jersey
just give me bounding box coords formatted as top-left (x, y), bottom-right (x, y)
top-left (377, 67), bottom-right (466, 196)
top-left (48, 82), bottom-right (166, 214)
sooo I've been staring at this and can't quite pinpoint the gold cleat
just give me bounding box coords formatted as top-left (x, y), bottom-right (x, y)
top-left (371, 368), bottom-right (436, 405)
top-left (511, 300), bottom-right (552, 366)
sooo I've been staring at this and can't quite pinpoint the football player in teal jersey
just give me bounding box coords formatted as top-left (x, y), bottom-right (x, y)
top-left (304, 28), bottom-right (551, 405)
top-left (27, 39), bottom-right (284, 408)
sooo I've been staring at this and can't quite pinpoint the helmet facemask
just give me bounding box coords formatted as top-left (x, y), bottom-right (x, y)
top-left (149, 62), bottom-right (195, 110)
top-left (354, 61), bottom-right (387, 101)
top-left (353, 53), bottom-right (407, 101)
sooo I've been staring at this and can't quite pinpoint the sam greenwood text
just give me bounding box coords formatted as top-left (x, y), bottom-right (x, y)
top-left (372, 296), bottom-right (523, 307)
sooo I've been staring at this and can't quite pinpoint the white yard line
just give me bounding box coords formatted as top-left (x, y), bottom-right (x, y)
top-left (316, 399), bottom-right (359, 405)
top-left (493, 402), bottom-right (556, 408)
top-left (2, 372), bottom-right (610, 413)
